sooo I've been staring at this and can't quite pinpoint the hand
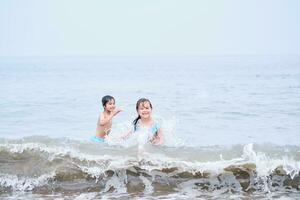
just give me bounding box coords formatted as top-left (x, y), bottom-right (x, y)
top-left (112, 108), bottom-right (122, 116)
top-left (149, 136), bottom-right (158, 145)
top-left (120, 131), bottom-right (132, 140)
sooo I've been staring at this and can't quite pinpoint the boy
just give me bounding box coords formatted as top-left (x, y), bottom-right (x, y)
top-left (93, 95), bottom-right (121, 142)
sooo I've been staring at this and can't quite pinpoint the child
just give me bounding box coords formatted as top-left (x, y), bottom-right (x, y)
top-left (92, 95), bottom-right (121, 142)
top-left (124, 98), bottom-right (163, 145)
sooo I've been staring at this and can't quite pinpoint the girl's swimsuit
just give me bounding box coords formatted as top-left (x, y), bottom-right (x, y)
top-left (135, 120), bottom-right (161, 135)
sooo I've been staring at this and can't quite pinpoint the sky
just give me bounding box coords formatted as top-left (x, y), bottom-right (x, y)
top-left (0, 0), bottom-right (300, 56)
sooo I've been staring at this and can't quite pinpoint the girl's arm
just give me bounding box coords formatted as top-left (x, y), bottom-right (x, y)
top-left (156, 129), bottom-right (164, 145)
top-left (119, 124), bottom-right (135, 140)
top-left (120, 130), bottom-right (132, 139)
top-left (150, 129), bottom-right (163, 145)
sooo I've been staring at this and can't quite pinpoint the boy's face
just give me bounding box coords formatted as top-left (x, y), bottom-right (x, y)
top-left (137, 101), bottom-right (152, 119)
top-left (104, 99), bottom-right (115, 112)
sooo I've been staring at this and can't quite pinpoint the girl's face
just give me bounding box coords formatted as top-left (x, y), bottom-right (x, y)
top-left (104, 99), bottom-right (115, 112)
top-left (137, 101), bottom-right (152, 119)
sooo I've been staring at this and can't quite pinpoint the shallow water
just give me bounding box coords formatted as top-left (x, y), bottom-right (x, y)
top-left (0, 56), bottom-right (299, 199)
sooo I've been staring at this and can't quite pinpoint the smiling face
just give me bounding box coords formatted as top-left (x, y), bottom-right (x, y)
top-left (104, 99), bottom-right (115, 112)
top-left (137, 101), bottom-right (152, 120)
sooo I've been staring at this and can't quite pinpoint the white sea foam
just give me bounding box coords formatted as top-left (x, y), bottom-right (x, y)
top-left (0, 139), bottom-right (299, 178)
top-left (0, 173), bottom-right (54, 191)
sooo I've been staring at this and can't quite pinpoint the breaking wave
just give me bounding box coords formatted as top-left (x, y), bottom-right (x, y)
top-left (0, 136), bottom-right (299, 197)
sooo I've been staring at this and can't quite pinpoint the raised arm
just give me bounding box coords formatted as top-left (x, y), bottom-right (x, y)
top-left (98, 108), bottom-right (122, 126)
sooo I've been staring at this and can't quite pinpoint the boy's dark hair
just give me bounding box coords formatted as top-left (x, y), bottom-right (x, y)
top-left (102, 95), bottom-right (115, 107)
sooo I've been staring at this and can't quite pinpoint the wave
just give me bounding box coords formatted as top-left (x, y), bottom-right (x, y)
top-left (0, 136), bottom-right (299, 194)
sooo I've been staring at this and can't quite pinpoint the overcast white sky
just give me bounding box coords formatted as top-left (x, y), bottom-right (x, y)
top-left (0, 0), bottom-right (299, 56)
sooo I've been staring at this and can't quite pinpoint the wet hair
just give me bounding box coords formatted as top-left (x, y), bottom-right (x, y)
top-left (132, 98), bottom-right (153, 131)
top-left (102, 95), bottom-right (115, 107)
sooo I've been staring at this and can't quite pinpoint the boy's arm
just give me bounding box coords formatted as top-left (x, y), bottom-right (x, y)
top-left (98, 109), bottom-right (122, 126)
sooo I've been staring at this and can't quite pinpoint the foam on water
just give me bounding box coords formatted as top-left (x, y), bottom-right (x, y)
top-left (105, 116), bottom-right (184, 148)
top-left (0, 136), bottom-right (299, 197)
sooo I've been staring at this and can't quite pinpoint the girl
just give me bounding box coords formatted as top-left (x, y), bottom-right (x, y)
top-left (131, 98), bottom-right (163, 145)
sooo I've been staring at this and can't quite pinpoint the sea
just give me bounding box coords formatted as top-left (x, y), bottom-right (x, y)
top-left (0, 55), bottom-right (299, 199)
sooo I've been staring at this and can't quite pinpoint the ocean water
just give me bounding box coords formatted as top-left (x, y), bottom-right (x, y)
top-left (0, 56), bottom-right (299, 199)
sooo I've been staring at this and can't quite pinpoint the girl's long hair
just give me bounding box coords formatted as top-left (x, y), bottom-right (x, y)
top-left (132, 98), bottom-right (153, 131)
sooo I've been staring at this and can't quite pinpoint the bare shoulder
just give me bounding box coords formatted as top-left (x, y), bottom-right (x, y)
top-left (101, 111), bottom-right (109, 118)
top-left (97, 112), bottom-right (105, 123)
